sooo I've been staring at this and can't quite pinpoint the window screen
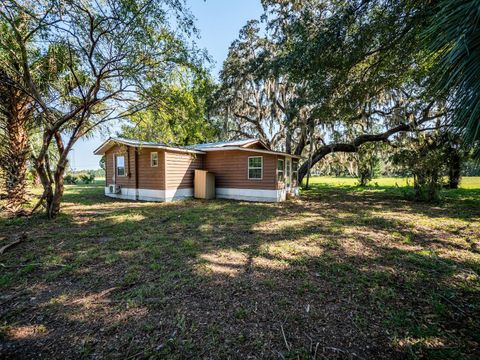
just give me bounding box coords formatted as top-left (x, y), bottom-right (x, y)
top-left (116, 155), bottom-right (125, 176)
top-left (248, 156), bottom-right (263, 179)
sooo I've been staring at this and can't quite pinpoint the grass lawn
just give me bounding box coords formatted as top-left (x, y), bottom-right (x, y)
top-left (0, 177), bottom-right (479, 358)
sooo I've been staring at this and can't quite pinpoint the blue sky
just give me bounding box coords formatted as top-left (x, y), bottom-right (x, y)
top-left (70, 0), bottom-right (264, 170)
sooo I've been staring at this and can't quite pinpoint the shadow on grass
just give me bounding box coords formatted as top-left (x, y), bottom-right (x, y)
top-left (0, 182), bottom-right (479, 359)
top-left (302, 181), bottom-right (480, 221)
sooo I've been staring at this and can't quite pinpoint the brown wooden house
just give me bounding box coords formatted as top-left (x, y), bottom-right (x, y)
top-left (94, 137), bottom-right (301, 202)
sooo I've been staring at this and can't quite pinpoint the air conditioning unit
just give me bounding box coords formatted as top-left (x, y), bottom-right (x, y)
top-left (108, 184), bottom-right (121, 194)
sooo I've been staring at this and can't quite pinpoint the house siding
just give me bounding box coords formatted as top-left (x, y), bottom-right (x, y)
top-left (165, 151), bottom-right (204, 189)
top-left (137, 148), bottom-right (165, 190)
top-left (204, 150), bottom-right (279, 190)
top-left (105, 144), bottom-right (136, 188)
top-left (101, 141), bottom-right (294, 202)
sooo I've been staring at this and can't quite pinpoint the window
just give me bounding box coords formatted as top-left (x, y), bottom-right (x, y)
top-left (292, 160), bottom-right (299, 185)
top-left (116, 155), bottom-right (125, 176)
top-left (277, 159), bottom-right (285, 181)
top-left (248, 156), bottom-right (263, 180)
top-left (150, 152), bottom-right (158, 167)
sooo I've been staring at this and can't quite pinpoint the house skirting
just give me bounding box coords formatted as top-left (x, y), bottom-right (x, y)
top-left (104, 187), bottom-right (299, 203)
top-left (216, 188), bottom-right (289, 202)
top-left (104, 187), bottom-right (193, 202)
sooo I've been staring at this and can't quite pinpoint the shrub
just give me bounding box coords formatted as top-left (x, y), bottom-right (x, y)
top-left (79, 171), bottom-right (95, 184)
top-left (64, 174), bottom-right (78, 185)
top-left (356, 143), bottom-right (381, 186)
top-left (391, 134), bottom-right (444, 202)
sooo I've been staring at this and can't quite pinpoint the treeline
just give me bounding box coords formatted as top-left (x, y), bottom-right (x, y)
top-left (314, 154), bottom-right (480, 178)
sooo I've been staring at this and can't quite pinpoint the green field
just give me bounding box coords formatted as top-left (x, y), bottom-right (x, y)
top-left (307, 176), bottom-right (480, 189)
top-left (1, 178), bottom-right (479, 358)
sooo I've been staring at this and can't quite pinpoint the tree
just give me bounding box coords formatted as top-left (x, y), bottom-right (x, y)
top-left (216, 20), bottom-right (313, 153)
top-left (0, 0), bottom-right (201, 218)
top-left (0, 10), bottom-right (68, 214)
top-left (441, 132), bottom-right (465, 189)
top-left (356, 143), bottom-right (381, 187)
top-left (119, 68), bottom-right (219, 146)
top-left (424, 0), bottom-right (480, 148)
top-left (391, 132), bottom-right (446, 202)
top-left (0, 14), bottom-right (36, 213)
top-left (217, 0), bottom-right (446, 183)
top-left (0, 69), bottom-right (32, 213)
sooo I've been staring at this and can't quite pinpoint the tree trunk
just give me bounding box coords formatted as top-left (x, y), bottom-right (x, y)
top-left (48, 164), bottom-right (66, 218)
top-left (447, 151), bottom-right (461, 189)
top-left (47, 180), bottom-right (64, 218)
top-left (285, 128), bottom-right (292, 154)
top-left (0, 72), bottom-right (31, 214)
top-left (33, 156), bottom-right (67, 219)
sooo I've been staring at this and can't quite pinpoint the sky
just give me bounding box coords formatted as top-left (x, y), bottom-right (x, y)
top-left (70, 0), bottom-right (264, 171)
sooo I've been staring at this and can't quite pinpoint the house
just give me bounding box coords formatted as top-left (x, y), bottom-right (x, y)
top-left (93, 137), bottom-right (301, 202)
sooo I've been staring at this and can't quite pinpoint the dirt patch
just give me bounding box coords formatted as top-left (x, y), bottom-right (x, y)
top-left (0, 183), bottom-right (479, 359)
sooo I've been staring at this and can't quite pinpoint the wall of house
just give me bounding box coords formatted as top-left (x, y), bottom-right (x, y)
top-left (103, 144), bottom-right (293, 202)
top-left (165, 151), bottom-right (204, 189)
top-left (137, 148), bottom-right (165, 190)
top-left (105, 144), bottom-right (137, 188)
top-left (204, 150), bottom-right (280, 190)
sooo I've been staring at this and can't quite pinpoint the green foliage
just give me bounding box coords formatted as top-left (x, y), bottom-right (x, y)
top-left (217, 0), bottom-right (447, 184)
top-left (64, 174), bottom-right (78, 185)
top-left (119, 69), bottom-right (218, 145)
top-left (391, 134), bottom-right (445, 202)
top-left (99, 157), bottom-right (105, 171)
top-left (464, 161), bottom-right (480, 176)
top-left (79, 172), bottom-right (95, 184)
top-left (267, 0), bottom-right (434, 125)
top-left (0, 0), bottom-right (206, 217)
top-left (357, 144), bottom-right (381, 186)
top-left (424, 0), bottom-right (480, 147)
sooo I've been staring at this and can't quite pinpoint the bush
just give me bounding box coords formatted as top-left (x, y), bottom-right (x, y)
top-left (391, 134), bottom-right (444, 202)
top-left (79, 171), bottom-right (95, 184)
top-left (64, 174), bottom-right (78, 185)
top-left (356, 143), bottom-right (381, 186)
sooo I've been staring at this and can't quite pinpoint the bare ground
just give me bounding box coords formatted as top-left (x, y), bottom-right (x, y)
top-left (0, 182), bottom-right (479, 359)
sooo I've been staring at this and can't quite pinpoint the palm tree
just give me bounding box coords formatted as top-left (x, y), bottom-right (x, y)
top-left (426, 0), bottom-right (480, 147)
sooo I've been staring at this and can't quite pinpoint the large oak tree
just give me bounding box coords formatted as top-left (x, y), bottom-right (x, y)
top-left (217, 0), bottom-right (448, 183)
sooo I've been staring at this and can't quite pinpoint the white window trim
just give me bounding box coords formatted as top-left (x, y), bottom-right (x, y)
top-left (248, 156), bottom-right (263, 180)
top-left (277, 159), bottom-right (285, 181)
top-left (285, 158), bottom-right (292, 185)
top-left (150, 152), bottom-right (158, 167)
top-left (116, 154), bottom-right (126, 177)
top-left (292, 160), bottom-right (299, 184)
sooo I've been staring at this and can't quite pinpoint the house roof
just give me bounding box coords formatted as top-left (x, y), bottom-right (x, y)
top-left (93, 137), bottom-right (206, 155)
top-left (187, 138), bottom-right (262, 149)
top-left (94, 137), bottom-right (302, 158)
top-left (200, 146), bottom-right (302, 158)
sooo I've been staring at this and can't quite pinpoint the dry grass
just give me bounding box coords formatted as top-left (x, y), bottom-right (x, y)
top-left (0, 178), bottom-right (479, 359)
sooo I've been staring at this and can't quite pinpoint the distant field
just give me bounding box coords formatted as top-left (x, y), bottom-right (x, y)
top-left (306, 176), bottom-right (480, 189)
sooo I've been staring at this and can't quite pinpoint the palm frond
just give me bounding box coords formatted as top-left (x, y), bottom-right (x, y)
top-left (426, 0), bottom-right (480, 146)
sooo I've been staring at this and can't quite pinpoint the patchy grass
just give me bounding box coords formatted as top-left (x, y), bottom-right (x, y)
top-left (307, 176), bottom-right (480, 189)
top-left (0, 178), bottom-right (479, 359)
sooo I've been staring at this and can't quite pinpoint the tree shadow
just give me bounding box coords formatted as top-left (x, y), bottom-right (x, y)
top-left (0, 183), bottom-right (479, 359)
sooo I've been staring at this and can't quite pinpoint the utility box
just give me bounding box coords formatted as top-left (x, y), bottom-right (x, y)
top-left (194, 170), bottom-right (215, 199)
